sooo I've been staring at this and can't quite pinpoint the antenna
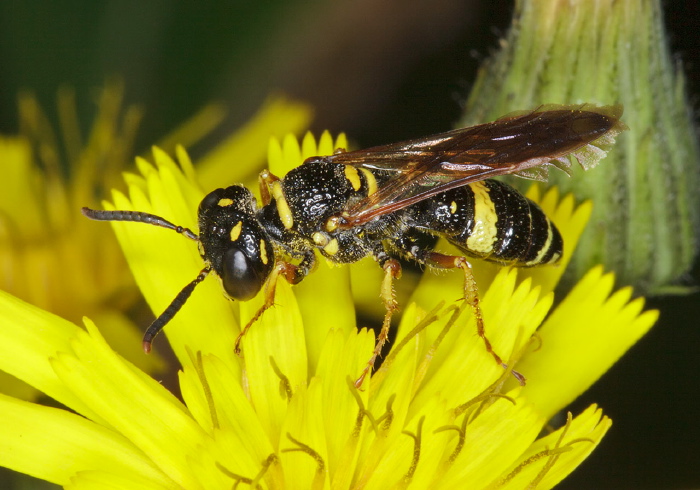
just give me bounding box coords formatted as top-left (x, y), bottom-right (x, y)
top-left (82, 206), bottom-right (206, 350)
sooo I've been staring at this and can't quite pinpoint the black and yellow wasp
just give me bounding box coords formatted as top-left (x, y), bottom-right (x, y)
top-left (83, 104), bottom-right (625, 386)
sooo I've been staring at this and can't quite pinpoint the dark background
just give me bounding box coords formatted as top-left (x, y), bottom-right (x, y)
top-left (0, 1), bottom-right (698, 488)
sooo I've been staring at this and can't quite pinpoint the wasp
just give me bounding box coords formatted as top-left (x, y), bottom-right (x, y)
top-left (83, 104), bottom-right (625, 387)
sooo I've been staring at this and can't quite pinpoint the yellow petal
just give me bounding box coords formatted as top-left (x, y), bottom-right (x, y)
top-left (0, 394), bottom-right (174, 488)
top-left (497, 405), bottom-right (611, 489)
top-left (91, 310), bottom-right (166, 375)
top-left (178, 354), bottom-right (277, 484)
top-left (314, 328), bottom-right (374, 487)
top-left (0, 371), bottom-right (36, 400)
top-left (51, 319), bottom-right (209, 489)
top-left (362, 397), bottom-right (451, 490)
top-left (409, 269), bottom-right (551, 415)
top-left (196, 96), bottom-right (313, 190)
top-left (438, 392), bottom-right (544, 487)
top-left (357, 307), bottom-right (421, 485)
top-left (516, 266), bottom-right (658, 418)
top-left (0, 290), bottom-right (87, 410)
top-left (294, 254), bottom-right (356, 372)
top-left (240, 279), bottom-right (308, 444)
top-left (65, 470), bottom-right (175, 490)
top-left (279, 378), bottom-right (330, 490)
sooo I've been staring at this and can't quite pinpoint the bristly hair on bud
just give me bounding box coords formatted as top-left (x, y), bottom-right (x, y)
top-left (462, 0), bottom-right (699, 295)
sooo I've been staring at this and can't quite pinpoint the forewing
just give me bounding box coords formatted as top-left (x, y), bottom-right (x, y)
top-left (317, 104), bottom-right (625, 227)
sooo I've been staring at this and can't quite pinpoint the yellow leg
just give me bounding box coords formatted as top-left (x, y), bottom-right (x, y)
top-left (234, 260), bottom-right (303, 355)
top-left (354, 259), bottom-right (401, 388)
top-left (426, 252), bottom-right (524, 385)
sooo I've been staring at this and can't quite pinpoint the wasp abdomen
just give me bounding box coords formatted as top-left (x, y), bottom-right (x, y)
top-left (411, 179), bottom-right (562, 267)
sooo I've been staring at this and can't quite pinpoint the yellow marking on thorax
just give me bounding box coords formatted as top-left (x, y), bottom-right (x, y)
top-left (450, 201), bottom-right (458, 214)
top-left (325, 216), bottom-right (340, 232)
top-left (260, 239), bottom-right (269, 264)
top-left (344, 166), bottom-right (362, 191)
top-left (217, 197), bottom-right (234, 207)
top-left (466, 182), bottom-right (498, 255)
top-left (312, 231), bottom-right (330, 247)
top-left (323, 238), bottom-right (339, 255)
top-left (271, 181), bottom-right (294, 229)
top-left (229, 221), bottom-right (243, 241)
top-left (525, 219), bottom-right (554, 266)
top-left (359, 168), bottom-right (377, 195)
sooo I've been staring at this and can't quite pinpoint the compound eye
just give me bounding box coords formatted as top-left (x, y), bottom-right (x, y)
top-left (221, 247), bottom-right (270, 301)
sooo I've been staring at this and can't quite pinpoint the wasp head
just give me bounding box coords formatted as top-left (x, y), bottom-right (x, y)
top-left (198, 186), bottom-right (274, 301)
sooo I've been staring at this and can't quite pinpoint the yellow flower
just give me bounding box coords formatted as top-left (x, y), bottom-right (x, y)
top-left (0, 134), bottom-right (657, 488)
top-left (0, 84), bottom-right (312, 399)
top-left (0, 83), bottom-right (165, 396)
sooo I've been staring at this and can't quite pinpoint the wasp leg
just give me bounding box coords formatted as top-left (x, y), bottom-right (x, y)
top-left (423, 251), bottom-right (525, 385)
top-left (355, 250), bottom-right (401, 389)
top-left (234, 250), bottom-right (315, 355)
top-left (258, 169), bottom-right (281, 206)
top-left (391, 234), bottom-right (524, 384)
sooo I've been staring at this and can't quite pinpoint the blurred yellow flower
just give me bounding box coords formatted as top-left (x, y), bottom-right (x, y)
top-left (0, 83), bottom-right (164, 395)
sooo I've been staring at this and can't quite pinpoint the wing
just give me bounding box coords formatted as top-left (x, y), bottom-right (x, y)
top-left (312, 104), bottom-right (626, 228)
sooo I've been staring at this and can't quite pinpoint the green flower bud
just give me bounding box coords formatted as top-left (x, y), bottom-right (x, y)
top-left (462, 0), bottom-right (699, 294)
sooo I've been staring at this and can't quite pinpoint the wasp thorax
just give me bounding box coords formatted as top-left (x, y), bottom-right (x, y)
top-left (198, 186), bottom-right (274, 301)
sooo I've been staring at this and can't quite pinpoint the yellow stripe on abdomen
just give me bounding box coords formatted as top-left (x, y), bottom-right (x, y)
top-left (466, 182), bottom-right (498, 255)
top-left (344, 166), bottom-right (362, 191)
top-left (525, 218), bottom-right (556, 266)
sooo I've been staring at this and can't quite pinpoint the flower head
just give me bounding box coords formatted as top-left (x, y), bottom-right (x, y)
top-left (0, 133), bottom-right (656, 488)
